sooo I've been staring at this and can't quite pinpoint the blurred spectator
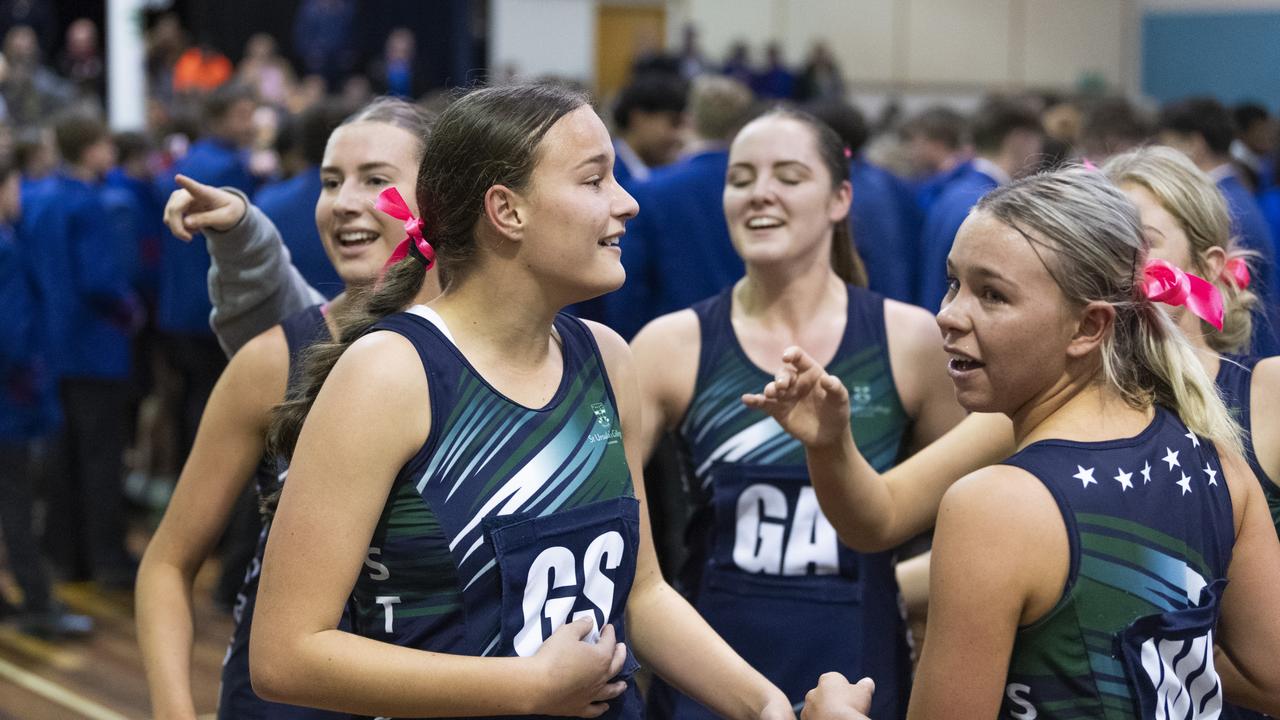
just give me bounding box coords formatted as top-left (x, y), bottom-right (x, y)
top-left (611, 73), bottom-right (688, 186)
top-left (369, 28), bottom-right (416, 98)
top-left (1159, 96), bottom-right (1279, 356)
top-left (287, 73), bottom-right (327, 115)
top-left (602, 75), bottom-right (755, 339)
top-left (1078, 96), bottom-right (1152, 164)
top-left (0, 0), bottom-right (53, 55)
top-left (58, 18), bottom-right (105, 102)
top-left (2, 24), bottom-right (73, 129)
top-left (722, 41), bottom-right (753, 86)
top-left (900, 106), bottom-right (968, 180)
top-left (155, 83), bottom-right (256, 464)
top-left (293, 0), bottom-right (358, 90)
top-left (13, 125), bottom-right (55, 181)
top-left (752, 43), bottom-right (796, 100)
top-left (0, 154), bottom-right (94, 637)
top-left (810, 99), bottom-right (920, 304)
top-left (340, 74), bottom-right (373, 110)
top-left (916, 96), bottom-right (1042, 308)
top-left (237, 33), bottom-right (296, 108)
top-left (677, 24), bottom-right (708, 80)
top-left (1231, 101), bottom-right (1276, 192)
top-left (106, 132), bottom-right (164, 303)
top-left (254, 100), bottom-right (346, 299)
top-left (145, 12), bottom-right (187, 105)
top-left (796, 42), bottom-right (845, 103)
top-left (23, 114), bottom-right (139, 588)
top-left (173, 44), bottom-right (234, 95)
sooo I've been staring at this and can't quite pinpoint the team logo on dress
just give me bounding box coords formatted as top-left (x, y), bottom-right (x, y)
top-left (591, 402), bottom-right (611, 427)
top-left (588, 402), bottom-right (622, 444)
top-left (848, 384), bottom-right (890, 417)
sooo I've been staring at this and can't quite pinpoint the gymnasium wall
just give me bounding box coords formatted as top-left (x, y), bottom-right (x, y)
top-left (1142, 0), bottom-right (1280, 108)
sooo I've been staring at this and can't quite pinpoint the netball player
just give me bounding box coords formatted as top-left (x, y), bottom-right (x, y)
top-left (750, 168), bottom-right (1280, 717)
top-left (629, 107), bottom-right (962, 718)
top-left (248, 83), bottom-right (802, 719)
top-left (137, 98), bottom-right (434, 720)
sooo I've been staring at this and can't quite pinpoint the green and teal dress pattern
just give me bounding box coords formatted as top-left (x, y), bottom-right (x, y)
top-left (655, 284), bottom-right (914, 720)
top-left (350, 306), bottom-right (641, 720)
top-left (1000, 407), bottom-right (1234, 719)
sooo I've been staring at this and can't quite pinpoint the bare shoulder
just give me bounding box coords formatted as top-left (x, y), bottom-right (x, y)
top-left (1253, 356), bottom-right (1280, 390)
top-left (581, 318), bottom-right (635, 373)
top-left (226, 324), bottom-right (289, 400)
top-left (630, 309), bottom-right (700, 367)
top-left (329, 328), bottom-right (429, 401)
top-left (883, 298), bottom-right (942, 354)
top-left (941, 464), bottom-right (1056, 520)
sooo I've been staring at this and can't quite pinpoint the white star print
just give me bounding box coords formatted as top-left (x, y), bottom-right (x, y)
top-left (1177, 473), bottom-right (1192, 495)
top-left (1163, 447), bottom-right (1180, 471)
top-left (1074, 465), bottom-right (1097, 488)
top-left (1141, 461), bottom-right (1152, 484)
top-left (1204, 463), bottom-right (1218, 486)
top-left (1114, 468), bottom-right (1133, 491)
top-left (1185, 431), bottom-right (1200, 448)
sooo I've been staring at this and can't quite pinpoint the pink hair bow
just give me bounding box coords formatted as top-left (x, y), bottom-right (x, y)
top-left (1141, 258), bottom-right (1223, 330)
top-left (375, 187), bottom-right (435, 270)
top-left (1221, 257), bottom-right (1250, 290)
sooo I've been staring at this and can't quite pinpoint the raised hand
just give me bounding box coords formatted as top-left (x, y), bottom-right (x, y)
top-left (800, 673), bottom-right (875, 720)
top-left (162, 174), bottom-right (248, 242)
top-left (741, 346), bottom-right (852, 448)
top-left (528, 618), bottom-right (629, 718)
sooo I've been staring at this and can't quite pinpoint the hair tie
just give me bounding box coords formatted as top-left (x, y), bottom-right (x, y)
top-left (842, 146), bottom-right (852, 160)
top-left (1140, 258), bottom-right (1224, 330)
top-left (375, 187), bottom-right (435, 271)
top-left (1221, 257), bottom-right (1250, 290)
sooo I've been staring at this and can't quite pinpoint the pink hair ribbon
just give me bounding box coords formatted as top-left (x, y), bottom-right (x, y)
top-left (375, 187), bottom-right (434, 270)
top-left (1141, 258), bottom-right (1224, 330)
top-left (1221, 257), bottom-right (1251, 290)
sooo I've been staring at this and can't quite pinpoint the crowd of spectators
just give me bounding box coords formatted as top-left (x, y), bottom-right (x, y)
top-left (2, 10), bottom-right (1280, 646)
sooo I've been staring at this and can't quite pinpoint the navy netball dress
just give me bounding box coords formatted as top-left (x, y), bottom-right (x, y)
top-left (219, 303), bottom-right (348, 720)
top-left (999, 407), bottom-right (1234, 719)
top-left (345, 306), bottom-right (642, 720)
top-left (654, 284), bottom-right (914, 720)
top-left (1215, 354), bottom-right (1277, 720)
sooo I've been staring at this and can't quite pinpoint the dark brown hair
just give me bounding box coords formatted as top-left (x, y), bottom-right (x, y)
top-left (265, 84), bottom-right (590, 506)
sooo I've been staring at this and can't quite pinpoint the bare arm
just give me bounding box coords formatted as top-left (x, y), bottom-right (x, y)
top-left (629, 310), bottom-right (700, 463)
top-left (250, 331), bottom-right (625, 718)
top-left (591, 321), bottom-right (793, 720)
top-left (1215, 448), bottom-right (1280, 713)
top-left (744, 346), bottom-right (1014, 551)
top-left (1248, 357), bottom-right (1280, 487)
top-left (135, 328), bottom-right (287, 719)
top-left (906, 467), bottom-right (1068, 720)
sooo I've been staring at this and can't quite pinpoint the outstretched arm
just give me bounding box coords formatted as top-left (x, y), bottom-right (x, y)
top-left (162, 174), bottom-right (323, 356)
top-left (744, 346), bottom-right (1014, 551)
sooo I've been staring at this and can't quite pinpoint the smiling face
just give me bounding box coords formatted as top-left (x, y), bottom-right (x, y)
top-left (315, 121), bottom-right (422, 285)
top-left (515, 105), bottom-right (639, 302)
top-left (723, 115), bottom-right (851, 272)
top-left (936, 211), bottom-right (1078, 414)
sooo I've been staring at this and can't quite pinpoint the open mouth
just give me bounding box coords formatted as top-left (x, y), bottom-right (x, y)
top-left (337, 230), bottom-right (380, 249)
top-left (948, 356), bottom-right (985, 373)
top-left (746, 216), bottom-right (784, 230)
top-left (598, 237), bottom-right (620, 248)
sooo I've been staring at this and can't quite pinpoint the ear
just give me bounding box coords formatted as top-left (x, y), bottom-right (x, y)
top-left (1066, 300), bottom-right (1115, 359)
top-left (827, 179), bottom-right (852, 224)
top-left (482, 184), bottom-right (527, 242)
top-left (1200, 245), bottom-right (1227, 281)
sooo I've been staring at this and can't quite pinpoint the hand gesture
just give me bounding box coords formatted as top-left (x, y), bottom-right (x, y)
top-left (741, 347), bottom-right (852, 449)
top-left (162, 174), bottom-right (247, 242)
top-left (800, 673), bottom-right (875, 720)
top-left (528, 618), bottom-right (629, 718)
